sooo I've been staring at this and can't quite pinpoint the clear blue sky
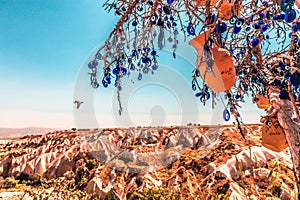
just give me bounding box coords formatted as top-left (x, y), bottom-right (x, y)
top-left (0, 0), bottom-right (264, 129)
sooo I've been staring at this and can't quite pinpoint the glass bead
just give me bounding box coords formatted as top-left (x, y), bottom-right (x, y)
top-left (261, 24), bottom-right (268, 32)
top-left (216, 22), bottom-right (227, 33)
top-left (195, 92), bottom-right (202, 97)
top-left (138, 73), bottom-right (143, 80)
top-left (187, 24), bottom-right (195, 35)
top-left (192, 84), bottom-right (196, 91)
top-left (235, 18), bottom-right (244, 27)
top-left (152, 64), bottom-right (158, 70)
top-left (233, 26), bottom-right (241, 34)
top-left (132, 21), bottom-right (138, 26)
top-left (223, 109), bottom-right (230, 121)
top-left (230, 16), bottom-right (237, 24)
top-left (284, 9), bottom-right (296, 23)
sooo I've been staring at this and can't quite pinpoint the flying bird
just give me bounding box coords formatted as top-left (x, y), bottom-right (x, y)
top-left (74, 101), bottom-right (84, 109)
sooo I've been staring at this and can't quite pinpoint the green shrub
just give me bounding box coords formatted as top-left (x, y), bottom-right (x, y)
top-left (15, 172), bottom-right (32, 183)
top-left (3, 177), bottom-right (18, 189)
top-left (129, 187), bottom-right (181, 200)
top-left (86, 159), bottom-right (100, 170)
top-left (211, 194), bottom-right (228, 200)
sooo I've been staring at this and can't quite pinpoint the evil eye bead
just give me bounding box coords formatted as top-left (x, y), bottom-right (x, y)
top-left (235, 18), bottom-right (244, 27)
top-left (143, 67), bottom-right (149, 74)
top-left (233, 26), bottom-right (241, 34)
top-left (254, 23), bottom-right (261, 29)
top-left (192, 84), bottom-right (197, 91)
top-left (167, 0), bottom-right (175, 4)
top-left (294, 87), bottom-right (300, 93)
top-left (151, 14), bottom-right (158, 22)
top-left (187, 24), bottom-right (196, 35)
top-left (132, 21), bottom-right (138, 26)
top-left (230, 16), bottom-right (237, 25)
top-left (223, 109), bottom-right (231, 121)
top-left (195, 92), bottom-right (202, 97)
top-left (151, 50), bottom-right (157, 56)
top-left (261, 24), bottom-right (268, 32)
top-left (284, 9), bottom-right (297, 23)
top-left (138, 73), bottom-right (143, 80)
top-left (216, 22), bottom-right (227, 33)
top-left (92, 82), bottom-right (100, 89)
top-left (152, 64), bottom-right (158, 70)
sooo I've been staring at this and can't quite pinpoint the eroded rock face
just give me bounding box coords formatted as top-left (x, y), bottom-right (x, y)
top-left (0, 130), bottom-right (84, 179)
top-left (0, 125), bottom-right (296, 199)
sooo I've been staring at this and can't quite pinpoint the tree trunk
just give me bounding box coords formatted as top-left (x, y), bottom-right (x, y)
top-left (267, 86), bottom-right (300, 196)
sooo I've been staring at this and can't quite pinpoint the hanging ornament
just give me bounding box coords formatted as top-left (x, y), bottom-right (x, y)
top-left (190, 36), bottom-right (236, 93)
top-left (254, 94), bottom-right (270, 109)
top-left (223, 109), bottom-right (231, 121)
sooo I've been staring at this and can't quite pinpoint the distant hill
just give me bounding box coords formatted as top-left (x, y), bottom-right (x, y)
top-left (0, 127), bottom-right (60, 139)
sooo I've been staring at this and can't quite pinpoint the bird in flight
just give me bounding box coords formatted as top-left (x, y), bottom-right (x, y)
top-left (74, 101), bottom-right (84, 109)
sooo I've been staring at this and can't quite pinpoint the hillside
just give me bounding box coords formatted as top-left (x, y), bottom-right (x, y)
top-left (0, 125), bottom-right (297, 199)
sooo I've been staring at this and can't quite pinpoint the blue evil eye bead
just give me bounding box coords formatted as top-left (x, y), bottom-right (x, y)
top-left (137, 5), bottom-right (143, 12)
top-left (284, 9), bottom-right (296, 23)
top-left (152, 64), bottom-right (158, 70)
top-left (259, 12), bottom-right (265, 18)
top-left (273, 14), bottom-right (281, 20)
top-left (121, 67), bottom-right (127, 76)
top-left (266, 12), bottom-right (271, 20)
top-left (102, 80), bottom-right (108, 88)
top-left (167, 37), bottom-right (173, 42)
top-left (96, 53), bottom-right (102, 59)
top-left (192, 84), bottom-right (197, 91)
top-left (143, 67), bottom-right (149, 74)
top-left (223, 109), bottom-right (231, 121)
top-left (216, 22), bottom-right (227, 33)
top-left (115, 10), bottom-right (121, 15)
top-left (151, 50), bottom-right (157, 56)
top-left (250, 15), bottom-right (254, 22)
top-left (230, 16), bottom-right (237, 24)
top-left (291, 71), bottom-right (300, 86)
top-left (233, 26), bottom-right (241, 34)
top-left (279, 90), bottom-right (289, 99)
top-left (163, 6), bottom-right (171, 15)
top-left (280, 0), bottom-right (295, 13)
top-left (90, 60), bottom-right (98, 67)
top-left (130, 64), bottom-right (135, 70)
top-left (151, 14), bottom-right (158, 22)
top-left (138, 73), bottom-right (143, 80)
top-left (235, 18), bottom-right (244, 27)
top-left (195, 92), bottom-right (202, 97)
top-left (142, 56), bottom-right (150, 63)
top-left (245, 26), bottom-right (251, 32)
top-left (261, 24), bottom-right (268, 32)
top-left (132, 50), bottom-right (138, 57)
top-left (187, 24), bottom-right (196, 35)
top-left (105, 75), bottom-right (111, 81)
top-left (92, 82), bottom-right (100, 89)
top-left (294, 36), bottom-right (299, 43)
top-left (262, 1), bottom-right (269, 6)
top-left (200, 93), bottom-right (210, 103)
top-left (293, 24), bottom-right (299, 32)
top-left (132, 21), bottom-right (138, 26)
top-left (254, 23), bottom-right (261, 29)
top-left (294, 87), bottom-right (300, 93)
